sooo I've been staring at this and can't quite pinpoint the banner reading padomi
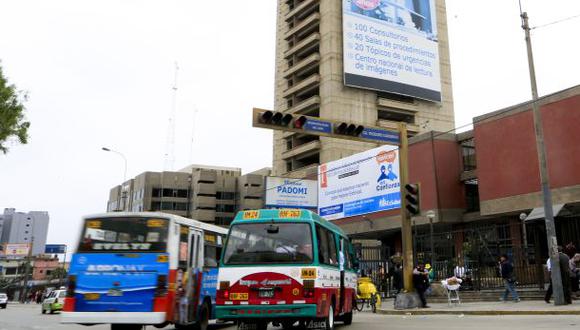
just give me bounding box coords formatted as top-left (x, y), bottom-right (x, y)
top-left (265, 177), bottom-right (318, 209)
top-left (318, 145), bottom-right (401, 220)
top-left (343, 0), bottom-right (441, 102)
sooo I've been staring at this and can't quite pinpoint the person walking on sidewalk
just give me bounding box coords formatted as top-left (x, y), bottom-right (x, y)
top-left (413, 262), bottom-right (430, 308)
top-left (545, 247), bottom-right (573, 304)
top-left (499, 254), bottom-right (520, 302)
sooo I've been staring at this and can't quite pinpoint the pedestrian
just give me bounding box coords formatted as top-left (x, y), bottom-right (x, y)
top-left (499, 254), bottom-right (520, 302)
top-left (544, 247), bottom-right (572, 304)
top-left (570, 253), bottom-right (580, 296)
top-left (425, 263), bottom-right (435, 295)
top-left (392, 263), bottom-right (403, 294)
top-left (412, 262), bottom-right (430, 308)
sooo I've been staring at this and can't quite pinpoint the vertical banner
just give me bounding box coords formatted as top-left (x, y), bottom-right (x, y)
top-left (318, 145), bottom-right (401, 220)
top-left (343, 0), bottom-right (441, 102)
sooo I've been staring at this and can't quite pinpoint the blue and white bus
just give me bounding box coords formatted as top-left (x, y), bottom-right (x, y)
top-left (61, 212), bottom-right (227, 330)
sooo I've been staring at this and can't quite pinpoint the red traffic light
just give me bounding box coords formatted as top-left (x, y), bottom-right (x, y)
top-left (294, 116), bottom-right (307, 129)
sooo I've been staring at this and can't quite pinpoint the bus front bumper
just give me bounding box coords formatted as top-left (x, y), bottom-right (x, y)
top-left (61, 312), bottom-right (166, 325)
top-left (216, 304), bottom-right (317, 320)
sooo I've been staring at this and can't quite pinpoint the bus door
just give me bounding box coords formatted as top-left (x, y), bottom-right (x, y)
top-left (186, 228), bottom-right (203, 323)
top-left (339, 238), bottom-right (346, 311)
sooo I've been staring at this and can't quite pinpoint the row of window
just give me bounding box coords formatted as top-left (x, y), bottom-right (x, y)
top-left (152, 188), bottom-right (189, 198)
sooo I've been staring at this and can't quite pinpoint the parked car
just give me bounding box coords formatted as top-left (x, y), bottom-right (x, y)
top-left (41, 289), bottom-right (66, 314)
top-left (0, 293), bottom-right (8, 309)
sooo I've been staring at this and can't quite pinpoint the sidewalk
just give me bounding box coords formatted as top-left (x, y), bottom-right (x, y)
top-left (377, 299), bottom-right (580, 315)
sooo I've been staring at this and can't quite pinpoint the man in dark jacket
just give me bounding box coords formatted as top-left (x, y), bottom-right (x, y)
top-left (499, 255), bottom-right (520, 302)
top-left (413, 262), bottom-right (430, 308)
top-left (545, 247), bottom-right (572, 304)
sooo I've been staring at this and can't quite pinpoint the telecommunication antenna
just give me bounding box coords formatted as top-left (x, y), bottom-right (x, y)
top-left (164, 61), bottom-right (179, 171)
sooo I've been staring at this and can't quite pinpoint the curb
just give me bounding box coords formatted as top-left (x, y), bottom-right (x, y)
top-left (377, 309), bottom-right (580, 316)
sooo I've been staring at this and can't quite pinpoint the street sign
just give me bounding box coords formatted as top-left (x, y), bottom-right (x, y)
top-left (45, 244), bottom-right (66, 254)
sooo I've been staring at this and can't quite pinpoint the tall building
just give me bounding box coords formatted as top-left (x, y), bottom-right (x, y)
top-left (272, 0), bottom-right (454, 177)
top-left (0, 208), bottom-right (49, 256)
top-left (107, 165), bottom-right (271, 226)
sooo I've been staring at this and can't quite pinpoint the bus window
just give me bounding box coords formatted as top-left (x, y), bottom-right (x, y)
top-left (204, 245), bottom-right (220, 268)
top-left (341, 238), bottom-right (352, 270)
top-left (223, 223), bottom-right (313, 264)
top-left (316, 225), bottom-right (330, 265)
top-left (326, 230), bottom-right (338, 266)
top-left (179, 226), bottom-right (189, 269)
top-left (78, 217), bottom-right (168, 252)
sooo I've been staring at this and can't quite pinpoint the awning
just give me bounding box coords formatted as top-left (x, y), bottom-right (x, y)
top-left (525, 204), bottom-right (565, 221)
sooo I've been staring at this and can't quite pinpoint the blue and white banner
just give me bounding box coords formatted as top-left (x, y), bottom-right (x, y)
top-left (318, 145), bottom-right (401, 220)
top-left (265, 177), bottom-right (318, 209)
top-left (342, 0), bottom-right (441, 102)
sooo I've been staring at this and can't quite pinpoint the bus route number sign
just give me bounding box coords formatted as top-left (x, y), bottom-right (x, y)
top-left (242, 211), bottom-right (260, 220)
top-left (279, 209), bottom-right (301, 218)
top-left (301, 268), bottom-right (317, 279)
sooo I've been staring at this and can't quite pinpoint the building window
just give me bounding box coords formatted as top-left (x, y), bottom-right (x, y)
top-left (216, 192), bottom-right (235, 200)
top-left (216, 204), bottom-right (235, 213)
top-left (152, 188), bottom-right (162, 198)
top-left (465, 180), bottom-right (480, 212)
top-left (5, 267), bottom-right (17, 275)
top-left (461, 138), bottom-right (477, 171)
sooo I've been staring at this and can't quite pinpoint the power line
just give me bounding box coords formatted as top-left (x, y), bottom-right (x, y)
top-left (531, 13), bottom-right (580, 30)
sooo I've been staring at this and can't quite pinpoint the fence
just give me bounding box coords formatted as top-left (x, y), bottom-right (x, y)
top-left (355, 222), bottom-right (548, 293)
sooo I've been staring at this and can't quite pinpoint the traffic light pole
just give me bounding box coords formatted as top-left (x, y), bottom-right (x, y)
top-left (397, 123), bottom-right (414, 292)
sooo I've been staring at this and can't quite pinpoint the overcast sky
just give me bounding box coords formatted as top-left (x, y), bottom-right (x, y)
top-left (1, 0), bottom-right (579, 252)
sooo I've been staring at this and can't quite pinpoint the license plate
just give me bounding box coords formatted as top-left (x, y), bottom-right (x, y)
top-left (83, 293), bottom-right (100, 300)
top-left (258, 289), bottom-right (274, 298)
top-left (230, 293), bottom-right (248, 300)
top-left (107, 289), bottom-right (123, 297)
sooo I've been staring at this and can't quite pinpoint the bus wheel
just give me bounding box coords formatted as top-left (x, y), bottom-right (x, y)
top-left (282, 320), bottom-right (296, 329)
top-left (325, 304), bottom-right (334, 330)
top-left (342, 310), bottom-right (353, 325)
top-left (194, 303), bottom-right (210, 330)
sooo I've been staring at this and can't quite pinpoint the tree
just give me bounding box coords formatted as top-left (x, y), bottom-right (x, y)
top-left (0, 62), bottom-right (30, 154)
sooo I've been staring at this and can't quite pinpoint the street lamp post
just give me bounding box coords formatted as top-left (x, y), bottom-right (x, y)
top-left (102, 147), bottom-right (128, 211)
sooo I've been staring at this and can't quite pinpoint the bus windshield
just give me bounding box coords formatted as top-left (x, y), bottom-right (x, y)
top-left (77, 217), bottom-right (168, 253)
top-left (223, 222), bottom-right (313, 265)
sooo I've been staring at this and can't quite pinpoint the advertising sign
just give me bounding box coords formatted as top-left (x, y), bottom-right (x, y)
top-left (2, 243), bottom-right (30, 257)
top-left (318, 145), bottom-right (401, 220)
top-left (265, 177), bottom-right (318, 209)
top-left (343, 0), bottom-right (441, 102)
top-left (45, 244), bottom-right (67, 254)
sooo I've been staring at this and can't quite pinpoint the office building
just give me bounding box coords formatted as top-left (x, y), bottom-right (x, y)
top-left (107, 165), bottom-right (271, 226)
top-left (0, 208), bottom-right (49, 256)
top-left (272, 0), bottom-right (454, 178)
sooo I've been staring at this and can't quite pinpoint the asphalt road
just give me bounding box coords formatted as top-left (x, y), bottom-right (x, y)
top-left (2, 304), bottom-right (580, 330)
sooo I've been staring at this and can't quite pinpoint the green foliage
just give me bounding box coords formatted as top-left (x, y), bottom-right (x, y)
top-left (0, 62), bottom-right (30, 154)
top-left (48, 267), bottom-right (67, 281)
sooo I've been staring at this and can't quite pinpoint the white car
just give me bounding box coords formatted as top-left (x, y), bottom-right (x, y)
top-left (0, 293), bottom-right (8, 309)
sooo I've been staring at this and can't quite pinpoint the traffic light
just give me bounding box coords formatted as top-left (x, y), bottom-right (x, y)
top-left (293, 115), bottom-right (307, 129)
top-left (335, 122), bottom-right (364, 136)
top-left (258, 110), bottom-right (293, 127)
top-left (404, 183), bottom-right (420, 215)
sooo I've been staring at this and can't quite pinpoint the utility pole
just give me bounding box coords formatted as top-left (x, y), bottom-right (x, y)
top-left (521, 11), bottom-right (565, 305)
top-left (20, 237), bottom-right (34, 303)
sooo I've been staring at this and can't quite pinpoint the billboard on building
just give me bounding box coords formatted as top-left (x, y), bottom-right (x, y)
top-left (318, 145), bottom-right (401, 220)
top-left (1, 243), bottom-right (30, 258)
top-left (265, 177), bottom-right (318, 209)
top-left (342, 0), bottom-right (441, 102)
